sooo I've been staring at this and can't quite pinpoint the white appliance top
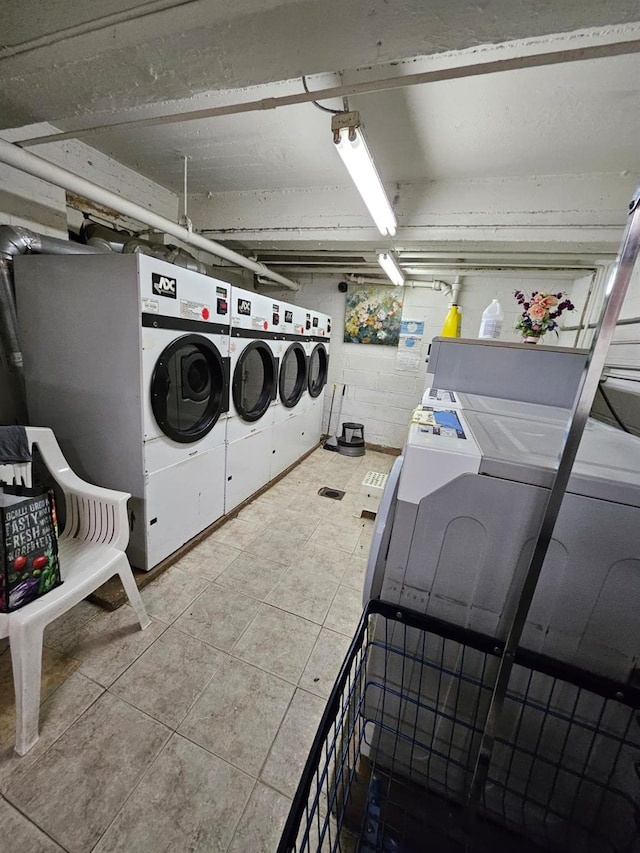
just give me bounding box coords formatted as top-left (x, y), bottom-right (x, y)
top-left (422, 386), bottom-right (570, 423)
top-left (398, 407), bottom-right (482, 504)
top-left (464, 411), bottom-right (640, 506)
top-left (138, 254), bottom-right (230, 327)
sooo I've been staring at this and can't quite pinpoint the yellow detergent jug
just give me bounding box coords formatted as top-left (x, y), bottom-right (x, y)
top-left (441, 304), bottom-right (460, 337)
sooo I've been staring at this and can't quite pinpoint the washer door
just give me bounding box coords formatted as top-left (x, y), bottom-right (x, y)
top-left (279, 343), bottom-right (307, 408)
top-left (308, 343), bottom-right (328, 398)
top-left (232, 340), bottom-right (277, 422)
top-left (151, 334), bottom-right (228, 443)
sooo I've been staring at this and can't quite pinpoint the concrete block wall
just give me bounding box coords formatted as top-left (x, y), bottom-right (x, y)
top-left (285, 273), bottom-right (579, 449)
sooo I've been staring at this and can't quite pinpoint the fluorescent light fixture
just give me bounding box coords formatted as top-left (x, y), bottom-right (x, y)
top-left (333, 116), bottom-right (397, 237)
top-left (378, 252), bottom-right (404, 287)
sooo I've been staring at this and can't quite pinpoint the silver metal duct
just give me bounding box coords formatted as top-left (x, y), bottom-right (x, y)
top-left (0, 224), bottom-right (109, 259)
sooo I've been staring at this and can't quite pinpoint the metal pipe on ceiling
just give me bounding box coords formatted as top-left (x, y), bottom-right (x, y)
top-left (0, 138), bottom-right (300, 291)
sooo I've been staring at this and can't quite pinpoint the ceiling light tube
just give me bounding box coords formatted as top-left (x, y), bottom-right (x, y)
top-left (378, 252), bottom-right (404, 286)
top-left (334, 125), bottom-right (397, 237)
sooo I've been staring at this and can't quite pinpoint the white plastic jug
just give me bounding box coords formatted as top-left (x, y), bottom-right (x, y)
top-left (478, 298), bottom-right (504, 339)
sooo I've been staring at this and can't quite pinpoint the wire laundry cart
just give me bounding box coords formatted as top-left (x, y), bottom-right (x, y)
top-left (279, 187), bottom-right (640, 853)
top-left (278, 600), bottom-right (640, 853)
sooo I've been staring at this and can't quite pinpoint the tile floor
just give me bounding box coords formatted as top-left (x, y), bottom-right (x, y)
top-left (0, 447), bottom-right (394, 853)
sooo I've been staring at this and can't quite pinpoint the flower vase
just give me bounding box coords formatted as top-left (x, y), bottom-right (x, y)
top-left (522, 335), bottom-right (542, 344)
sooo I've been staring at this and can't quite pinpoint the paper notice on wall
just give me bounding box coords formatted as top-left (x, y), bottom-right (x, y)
top-left (395, 336), bottom-right (422, 371)
top-left (400, 319), bottom-right (425, 336)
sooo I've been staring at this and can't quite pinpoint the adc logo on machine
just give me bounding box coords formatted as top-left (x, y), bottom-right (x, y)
top-left (284, 310), bottom-right (293, 324)
top-left (152, 273), bottom-right (177, 299)
top-left (237, 298), bottom-right (251, 316)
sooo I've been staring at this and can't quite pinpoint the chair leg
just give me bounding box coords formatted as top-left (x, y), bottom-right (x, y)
top-left (10, 620), bottom-right (44, 756)
top-left (118, 564), bottom-right (151, 630)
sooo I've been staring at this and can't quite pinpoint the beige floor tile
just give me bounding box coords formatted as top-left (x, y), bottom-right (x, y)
top-left (0, 672), bottom-right (104, 795)
top-left (48, 605), bottom-right (166, 688)
top-left (232, 605), bottom-right (320, 683)
top-left (173, 538), bottom-right (241, 582)
top-left (245, 525), bottom-right (312, 567)
top-left (173, 584), bottom-right (260, 651)
top-left (265, 565), bottom-right (338, 624)
top-left (261, 688), bottom-right (326, 798)
top-left (110, 627), bottom-right (226, 729)
top-left (353, 521), bottom-right (375, 559)
top-left (323, 585), bottom-right (364, 637)
top-left (308, 519), bottom-right (362, 554)
top-left (270, 507), bottom-right (322, 538)
top-left (253, 490), bottom-right (297, 512)
top-left (227, 781), bottom-right (291, 853)
top-left (140, 566), bottom-right (209, 624)
top-left (0, 646), bottom-right (81, 745)
top-left (210, 517), bottom-right (263, 550)
top-left (43, 599), bottom-right (102, 650)
top-left (236, 499), bottom-right (283, 528)
top-left (298, 628), bottom-right (352, 699)
top-left (93, 734), bottom-right (254, 853)
top-left (340, 554), bottom-right (369, 593)
top-left (178, 657), bottom-right (294, 777)
top-left (216, 550), bottom-right (287, 601)
top-left (6, 692), bottom-right (169, 853)
top-left (293, 544), bottom-right (355, 584)
top-left (0, 796), bottom-right (65, 852)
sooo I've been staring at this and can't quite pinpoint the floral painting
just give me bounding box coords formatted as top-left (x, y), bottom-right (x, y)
top-left (344, 286), bottom-right (403, 345)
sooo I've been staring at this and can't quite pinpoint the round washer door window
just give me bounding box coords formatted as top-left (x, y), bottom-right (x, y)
top-left (308, 343), bottom-right (328, 398)
top-left (279, 343), bottom-right (307, 408)
top-left (232, 340), bottom-right (276, 422)
top-left (151, 334), bottom-right (227, 443)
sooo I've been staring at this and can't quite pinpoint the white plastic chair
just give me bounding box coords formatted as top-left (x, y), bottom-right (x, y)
top-left (0, 427), bottom-right (150, 755)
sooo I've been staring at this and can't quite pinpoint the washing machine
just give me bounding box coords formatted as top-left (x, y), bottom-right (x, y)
top-left (14, 253), bottom-right (231, 571)
top-left (299, 309), bottom-right (331, 454)
top-left (422, 386), bottom-right (571, 423)
top-left (364, 403), bottom-right (640, 681)
top-left (270, 300), bottom-right (309, 478)
top-left (225, 287), bottom-right (279, 512)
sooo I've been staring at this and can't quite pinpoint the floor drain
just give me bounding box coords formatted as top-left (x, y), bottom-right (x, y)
top-left (318, 487), bottom-right (346, 501)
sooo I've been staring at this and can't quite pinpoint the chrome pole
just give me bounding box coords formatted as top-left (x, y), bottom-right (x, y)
top-left (468, 183), bottom-right (640, 805)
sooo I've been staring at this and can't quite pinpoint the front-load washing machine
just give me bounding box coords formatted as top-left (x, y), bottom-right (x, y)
top-left (271, 300), bottom-right (308, 479)
top-left (226, 287), bottom-right (279, 511)
top-left (300, 309), bottom-right (330, 454)
top-left (15, 253), bottom-right (231, 571)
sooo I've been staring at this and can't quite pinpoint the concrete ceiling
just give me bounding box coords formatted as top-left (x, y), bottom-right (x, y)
top-left (2, 1), bottom-right (640, 277)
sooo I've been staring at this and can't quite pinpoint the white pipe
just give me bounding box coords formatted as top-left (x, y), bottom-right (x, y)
top-left (0, 138), bottom-right (300, 291)
top-left (451, 275), bottom-right (462, 304)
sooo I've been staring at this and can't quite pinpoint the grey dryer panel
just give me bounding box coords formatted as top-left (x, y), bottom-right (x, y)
top-left (427, 337), bottom-right (588, 407)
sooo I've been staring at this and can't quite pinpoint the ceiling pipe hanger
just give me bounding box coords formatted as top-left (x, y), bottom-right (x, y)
top-left (0, 138), bottom-right (300, 291)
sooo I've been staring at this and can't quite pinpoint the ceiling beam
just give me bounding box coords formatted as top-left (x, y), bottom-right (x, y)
top-left (17, 35), bottom-right (640, 148)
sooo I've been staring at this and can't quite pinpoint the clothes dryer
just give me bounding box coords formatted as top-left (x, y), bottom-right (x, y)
top-left (15, 254), bottom-right (231, 571)
top-left (300, 310), bottom-right (330, 454)
top-left (270, 301), bottom-right (308, 478)
top-left (226, 287), bottom-right (278, 511)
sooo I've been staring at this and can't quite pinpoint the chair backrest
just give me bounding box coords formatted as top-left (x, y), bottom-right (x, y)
top-left (0, 429), bottom-right (34, 488)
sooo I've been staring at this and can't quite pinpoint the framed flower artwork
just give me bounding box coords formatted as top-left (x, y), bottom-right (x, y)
top-left (344, 286), bottom-right (404, 346)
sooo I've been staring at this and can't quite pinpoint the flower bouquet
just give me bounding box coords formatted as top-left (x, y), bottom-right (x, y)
top-left (513, 290), bottom-right (575, 343)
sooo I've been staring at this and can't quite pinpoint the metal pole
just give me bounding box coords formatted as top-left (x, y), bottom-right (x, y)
top-left (467, 183), bottom-right (640, 806)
